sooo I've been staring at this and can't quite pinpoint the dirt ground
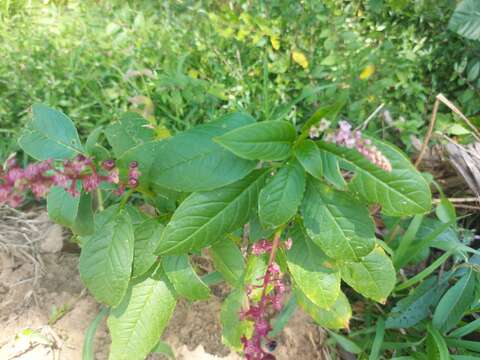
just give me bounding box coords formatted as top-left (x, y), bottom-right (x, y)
top-left (0, 208), bottom-right (331, 360)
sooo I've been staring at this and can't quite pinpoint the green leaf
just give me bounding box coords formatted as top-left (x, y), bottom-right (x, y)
top-left (327, 330), bottom-right (362, 354)
top-left (436, 198), bottom-right (456, 224)
top-left (82, 307), bottom-right (109, 360)
top-left (215, 120), bottom-right (296, 161)
top-left (340, 247), bottom-right (396, 303)
top-left (300, 99), bottom-right (346, 133)
top-left (150, 113), bottom-right (256, 192)
top-left (108, 273), bottom-right (176, 360)
top-left (151, 341), bottom-right (175, 358)
top-left (287, 225), bottom-right (340, 309)
top-left (79, 209), bottom-right (134, 306)
top-left (132, 219), bottom-right (163, 278)
top-left (433, 269), bottom-right (477, 333)
top-left (105, 112), bottom-right (155, 158)
top-left (269, 295), bottom-right (297, 337)
top-left (162, 255), bottom-right (211, 301)
top-left (301, 178), bottom-right (376, 261)
top-left (258, 159), bottom-right (306, 228)
top-left (295, 140), bottom-right (323, 179)
top-left (321, 150), bottom-right (347, 189)
top-left (221, 289), bottom-right (252, 350)
top-left (317, 139), bottom-right (432, 216)
top-left (85, 126), bottom-right (110, 161)
top-left (156, 170), bottom-right (267, 255)
top-left (426, 324), bottom-right (450, 360)
top-left (448, 0), bottom-right (480, 41)
top-left (449, 317), bottom-right (480, 338)
top-left (369, 318), bottom-right (385, 360)
top-left (296, 290), bottom-right (351, 329)
top-left (386, 277), bottom-right (449, 329)
top-left (209, 238), bottom-right (245, 287)
top-left (47, 187), bottom-right (93, 236)
top-left (47, 186), bottom-right (80, 229)
top-left (18, 104), bottom-right (83, 160)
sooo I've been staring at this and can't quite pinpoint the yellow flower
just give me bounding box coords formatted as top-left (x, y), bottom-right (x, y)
top-left (292, 51), bottom-right (309, 69)
top-left (270, 36), bottom-right (280, 50)
top-left (359, 64), bottom-right (376, 80)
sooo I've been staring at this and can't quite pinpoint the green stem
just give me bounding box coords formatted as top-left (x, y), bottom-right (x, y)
top-left (119, 189), bottom-right (133, 209)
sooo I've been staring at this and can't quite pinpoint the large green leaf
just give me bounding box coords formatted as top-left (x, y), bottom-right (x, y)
top-left (210, 238), bottom-right (245, 288)
top-left (162, 255), bottom-right (211, 301)
top-left (258, 159), bottom-right (306, 228)
top-left (295, 140), bottom-right (324, 179)
top-left (105, 112), bottom-right (155, 158)
top-left (316, 139), bottom-right (431, 216)
top-left (433, 269), bottom-right (477, 333)
top-left (47, 187), bottom-right (94, 236)
top-left (79, 209), bottom-right (134, 306)
top-left (18, 104), bottom-right (83, 160)
top-left (340, 247), bottom-right (396, 303)
top-left (221, 289), bottom-right (252, 350)
top-left (132, 219), bottom-right (163, 278)
top-left (108, 273), bottom-right (176, 360)
top-left (150, 113), bottom-right (256, 192)
top-left (215, 120), bottom-right (296, 161)
top-left (296, 290), bottom-right (351, 330)
top-left (287, 225), bottom-right (340, 309)
top-left (301, 178), bottom-right (376, 260)
top-left (448, 0), bottom-right (480, 41)
top-left (156, 170), bottom-right (267, 255)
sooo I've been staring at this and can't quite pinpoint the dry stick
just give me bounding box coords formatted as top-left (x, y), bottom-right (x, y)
top-left (415, 96), bottom-right (440, 168)
top-left (357, 103), bottom-right (385, 131)
top-left (433, 197), bottom-right (480, 203)
top-left (437, 93), bottom-right (480, 141)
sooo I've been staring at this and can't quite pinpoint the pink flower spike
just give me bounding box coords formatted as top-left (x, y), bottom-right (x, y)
top-left (82, 174), bottom-right (101, 193)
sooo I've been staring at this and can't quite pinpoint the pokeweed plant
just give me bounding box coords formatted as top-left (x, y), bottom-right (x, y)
top-left (1, 103), bottom-right (432, 360)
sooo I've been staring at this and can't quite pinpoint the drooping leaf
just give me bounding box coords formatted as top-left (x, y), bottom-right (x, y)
top-left (296, 290), bottom-right (351, 330)
top-left (151, 341), bottom-right (175, 358)
top-left (221, 289), bottom-right (253, 350)
top-left (316, 139), bottom-right (432, 216)
top-left (162, 255), bottom-right (211, 301)
top-left (215, 120), bottom-right (296, 161)
top-left (132, 219), bottom-right (163, 278)
top-left (79, 209), bottom-right (134, 306)
top-left (150, 113), bottom-right (257, 192)
top-left (85, 126), bottom-right (110, 161)
top-left (18, 104), bottom-right (83, 160)
top-left (448, 0), bottom-right (480, 41)
top-left (108, 273), bottom-right (176, 360)
top-left (105, 112), bottom-right (155, 158)
top-left (47, 186), bottom-right (94, 236)
top-left (210, 238), bottom-right (245, 287)
top-left (340, 247), bottom-right (396, 303)
top-left (287, 225), bottom-right (340, 309)
top-left (47, 186), bottom-right (80, 229)
top-left (156, 170), bottom-right (267, 255)
top-left (301, 178), bottom-right (376, 260)
top-left (258, 159), bottom-right (306, 228)
top-left (433, 269), bottom-right (477, 333)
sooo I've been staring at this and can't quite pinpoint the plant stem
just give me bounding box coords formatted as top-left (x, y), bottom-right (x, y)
top-left (260, 227), bottom-right (283, 301)
top-left (119, 189), bottom-right (133, 209)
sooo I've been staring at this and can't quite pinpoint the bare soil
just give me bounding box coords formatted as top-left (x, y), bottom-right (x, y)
top-left (0, 209), bottom-right (330, 360)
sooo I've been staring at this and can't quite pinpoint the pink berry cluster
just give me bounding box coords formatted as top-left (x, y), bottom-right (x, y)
top-left (326, 121), bottom-right (392, 172)
top-left (0, 154), bottom-right (140, 207)
top-left (240, 238), bottom-right (291, 360)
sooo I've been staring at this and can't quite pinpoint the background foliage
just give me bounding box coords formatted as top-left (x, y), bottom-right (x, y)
top-left (1, 0), bottom-right (480, 157)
